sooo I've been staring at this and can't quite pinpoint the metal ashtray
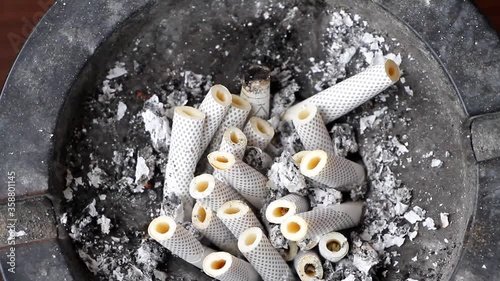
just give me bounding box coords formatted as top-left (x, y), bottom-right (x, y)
top-left (0, 0), bottom-right (499, 280)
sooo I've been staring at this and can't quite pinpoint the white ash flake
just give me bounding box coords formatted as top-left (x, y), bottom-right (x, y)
top-left (75, 177), bottom-right (83, 185)
top-left (87, 199), bottom-right (98, 217)
top-left (431, 159), bottom-right (443, 168)
top-left (330, 123), bottom-right (359, 157)
top-left (343, 14), bottom-right (354, 27)
top-left (117, 101), bottom-right (127, 121)
top-left (7, 230), bottom-right (27, 241)
top-left (423, 217), bottom-right (436, 230)
top-left (440, 213), bottom-right (450, 228)
top-left (351, 236), bottom-right (380, 275)
top-left (269, 224), bottom-right (289, 249)
top-left (87, 166), bottom-right (106, 188)
top-left (60, 213), bottom-right (68, 224)
top-left (134, 156), bottom-right (150, 186)
top-left (422, 151), bottom-right (434, 158)
top-left (359, 116), bottom-right (375, 135)
top-left (141, 95), bottom-right (171, 151)
top-left (342, 275), bottom-right (356, 281)
top-left (66, 169), bottom-right (74, 186)
top-left (392, 137), bottom-right (409, 156)
top-left (268, 151), bottom-right (307, 195)
top-left (69, 216), bottom-right (92, 241)
top-left (404, 207), bottom-right (425, 224)
top-left (309, 187), bottom-right (343, 208)
top-left (63, 187), bottom-right (73, 201)
top-left (408, 228), bottom-right (418, 241)
top-left (394, 201), bottom-right (409, 216)
top-left (106, 62), bottom-right (128, 79)
top-left (97, 215), bottom-right (111, 234)
top-left (362, 33), bottom-right (375, 44)
top-left (359, 107), bottom-right (387, 134)
top-left (102, 80), bottom-right (121, 96)
top-left (382, 233), bottom-right (405, 248)
top-left (404, 86), bottom-right (414, 96)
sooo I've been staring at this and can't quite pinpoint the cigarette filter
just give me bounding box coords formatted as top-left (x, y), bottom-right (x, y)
top-left (202, 251), bottom-right (261, 281)
top-left (189, 174), bottom-right (243, 211)
top-left (217, 200), bottom-right (264, 238)
top-left (292, 151), bottom-right (311, 165)
top-left (292, 151), bottom-right (330, 190)
top-left (318, 232), bottom-right (349, 262)
top-left (198, 85), bottom-right (232, 152)
top-left (148, 216), bottom-right (214, 269)
top-left (240, 65), bottom-right (271, 119)
top-left (238, 227), bottom-right (295, 281)
top-left (208, 151), bottom-right (268, 208)
top-left (243, 117), bottom-right (275, 150)
top-left (265, 194), bottom-right (310, 224)
top-left (213, 127), bottom-right (247, 185)
top-left (283, 60), bottom-right (400, 123)
top-left (299, 150), bottom-right (365, 191)
top-left (281, 202), bottom-right (364, 241)
top-left (293, 250), bottom-right (324, 281)
top-left (292, 103), bottom-right (334, 153)
top-left (192, 202), bottom-right (240, 257)
top-left (163, 106), bottom-right (206, 219)
top-left (219, 127), bottom-right (247, 160)
top-left (206, 95), bottom-right (252, 154)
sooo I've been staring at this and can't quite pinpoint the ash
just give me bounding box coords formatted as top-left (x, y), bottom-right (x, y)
top-left (269, 224), bottom-right (290, 249)
top-left (331, 123), bottom-right (359, 158)
top-left (244, 147), bottom-right (274, 174)
top-left (64, 61), bottom-right (213, 280)
top-left (309, 187), bottom-right (343, 208)
top-left (267, 150), bottom-right (308, 196)
top-left (63, 3), bottom-right (428, 281)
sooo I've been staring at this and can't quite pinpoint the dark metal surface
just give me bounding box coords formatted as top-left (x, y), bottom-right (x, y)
top-left (453, 158), bottom-right (500, 280)
top-left (0, 0), bottom-right (498, 280)
top-left (471, 113), bottom-right (500, 162)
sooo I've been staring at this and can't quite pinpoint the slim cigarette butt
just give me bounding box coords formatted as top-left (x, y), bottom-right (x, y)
top-left (202, 251), bottom-right (261, 281)
top-left (281, 202), bottom-right (364, 241)
top-left (283, 59), bottom-right (400, 123)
